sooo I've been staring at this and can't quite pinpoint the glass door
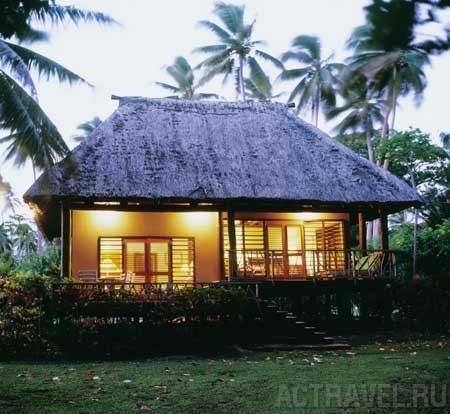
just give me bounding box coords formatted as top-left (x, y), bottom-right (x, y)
top-left (148, 239), bottom-right (171, 284)
top-left (266, 224), bottom-right (306, 279)
top-left (286, 225), bottom-right (306, 277)
top-left (124, 238), bottom-right (172, 283)
top-left (124, 240), bottom-right (147, 283)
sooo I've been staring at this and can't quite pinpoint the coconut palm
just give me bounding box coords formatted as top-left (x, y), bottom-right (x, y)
top-left (0, 174), bottom-right (16, 223)
top-left (0, 224), bottom-right (12, 253)
top-left (72, 116), bottom-right (103, 142)
top-left (0, 2), bottom-right (114, 171)
top-left (346, 0), bottom-right (449, 139)
top-left (279, 35), bottom-right (343, 126)
top-left (7, 215), bottom-right (37, 258)
top-left (194, 2), bottom-right (282, 101)
top-left (156, 56), bottom-right (220, 100)
top-left (327, 72), bottom-right (383, 163)
top-left (440, 132), bottom-right (450, 151)
top-left (244, 59), bottom-right (282, 101)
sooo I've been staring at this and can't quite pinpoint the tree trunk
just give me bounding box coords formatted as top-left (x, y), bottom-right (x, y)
top-left (32, 162), bottom-right (43, 254)
top-left (365, 116), bottom-right (374, 163)
top-left (239, 55), bottom-right (246, 102)
top-left (409, 167), bottom-right (418, 277)
top-left (413, 207), bottom-right (418, 276)
top-left (314, 83), bottom-right (320, 127)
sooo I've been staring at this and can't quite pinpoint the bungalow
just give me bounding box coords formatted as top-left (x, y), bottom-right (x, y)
top-left (24, 98), bottom-right (420, 284)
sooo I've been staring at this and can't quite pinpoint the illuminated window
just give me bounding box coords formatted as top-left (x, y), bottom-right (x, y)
top-left (99, 238), bottom-right (123, 277)
top-left (98, 237), bottom-right (194, 283)
top-left (222, 218), bottom-right (345, 278)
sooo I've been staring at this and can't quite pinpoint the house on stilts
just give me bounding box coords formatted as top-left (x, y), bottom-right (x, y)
top-left (24, 98), bottom-right (420, 289)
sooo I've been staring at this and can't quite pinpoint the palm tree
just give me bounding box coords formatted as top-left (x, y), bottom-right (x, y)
top-left (0, 174), bottom-right (16, 223)
top-left (155, 56), bottom-right (220, 100)
top-left (327, 72), bottom-right (383, 163)
top-left (346, 0), bottom-right (449, 141)
top-left (440, 132), bottom-right (450, 151)
top-left (194, 2), bottom-right (282, 101)
top-left (0, 224), bottom-right (12, 254)
top-left (0, 3), bottom-right (114, 172)
top-left (244, 59), bottom-right (282, 101)
top-left (72, 116), bottom-right (103, 142)
top-left (279, 35), bottom-right (343, 126)
top-left (7, 215), bottom-right (37, 258)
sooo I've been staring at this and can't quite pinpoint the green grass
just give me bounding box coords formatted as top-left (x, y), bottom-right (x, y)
top-left (0, 339), bottom-right (449, 413)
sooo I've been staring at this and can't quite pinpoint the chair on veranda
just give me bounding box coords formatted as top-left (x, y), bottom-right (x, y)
top-left (354, 252), bottom-right (383, 279)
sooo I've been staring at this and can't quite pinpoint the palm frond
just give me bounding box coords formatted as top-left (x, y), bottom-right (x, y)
top-left (155, 82), bottom-right (180, 93)
top-left (0, 70), bottom-right (68, 169)
top-left (214, 2), bottom-right (245, 35)
top-left (0, 40), bottom-right (38, 98)
top-left (197, 20), bottom-right (231, 41)
top-left (31, 5), bottom-right (117, 27)
top-left (193, 45), bottom-right (228, 54)
top-left (291, 35), bottom-right (321, 60)
top-left (2, 41), bottom-right (91, 86)
top-left (278, 67), bottom-right (310, 81)
top-left (255, 50), bottom-right (284, 69)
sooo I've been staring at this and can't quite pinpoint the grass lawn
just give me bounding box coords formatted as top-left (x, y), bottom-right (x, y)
top-left (0, 339), bottom-right (449, 413)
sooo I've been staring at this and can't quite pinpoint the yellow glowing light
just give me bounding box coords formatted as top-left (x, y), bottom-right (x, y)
top-left (91, 210), bottom-right (122, 227)
top-left (93, 201), bottom-right (120, 206)
top-left (183, 212), bottom-right (216, 228)
top-left (293, 212), bottom-right (324, 221)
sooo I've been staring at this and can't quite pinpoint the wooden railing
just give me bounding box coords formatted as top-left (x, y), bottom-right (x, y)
top-left (227, 249), bottom-right (398, 280)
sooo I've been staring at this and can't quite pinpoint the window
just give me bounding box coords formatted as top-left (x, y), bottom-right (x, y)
top-left (99, 237), bottom-right (194, 283)
top-left (223, 220), bottom-right (265, 277)
top-left (222, 218), bottom-right (346, 278)
top-left (99, 238), bottom-right (123, 277)
top-left (303, 221), bottom-right (345, 275)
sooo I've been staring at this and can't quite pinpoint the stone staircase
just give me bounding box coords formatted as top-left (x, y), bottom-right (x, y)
top-left (250, 301), bottom-right (351, 350)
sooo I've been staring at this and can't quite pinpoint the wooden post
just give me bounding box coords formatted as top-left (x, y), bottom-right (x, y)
top-left (358, 212), bottom-right (367, 256)
top-left (61, 202), bottom-right (71, 278)
top-left (227, 210), bottom-right (237, 280)
top-left (379, 209), bottom-right (389, 251)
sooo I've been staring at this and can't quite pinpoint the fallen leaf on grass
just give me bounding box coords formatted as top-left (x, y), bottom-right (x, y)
top-left (123, 379), bottom-right (132, 383)
top-left (139, 405), bottom-right (151, 411)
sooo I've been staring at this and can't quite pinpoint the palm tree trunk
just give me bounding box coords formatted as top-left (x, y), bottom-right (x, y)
top-left (364, 116), bottom-right (375, 245)
top-left (365, 117), bottom-right (374, 163)
top-left (408, 166), bottom-right (418, 276)
top-left (314, 84), bottom-right (320, 127)
top-left (239, 55), bottom-right (246, 102)
top-left (32, 162), bottom-right (43, 254)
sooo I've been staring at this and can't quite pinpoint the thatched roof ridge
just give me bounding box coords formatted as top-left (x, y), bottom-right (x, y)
top-left (24, 97), bottom-right (420, 206)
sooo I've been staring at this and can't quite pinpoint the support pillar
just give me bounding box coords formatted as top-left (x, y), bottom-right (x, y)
top-left (227, 210), bottom-right (237, 280)
top-left (379, 209), bottom-right (389, 251)
top-left (61, 202), bottom-right (71, 278)
top-left (358, 212), bottom-right (367, 256)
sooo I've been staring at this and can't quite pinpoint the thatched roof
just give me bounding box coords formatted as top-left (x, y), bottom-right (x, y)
top-left (24, 98), bottom-right (421, 237)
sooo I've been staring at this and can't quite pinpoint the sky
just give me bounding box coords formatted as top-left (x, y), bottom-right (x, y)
top-left (1, 0), bottom-right (450, 219)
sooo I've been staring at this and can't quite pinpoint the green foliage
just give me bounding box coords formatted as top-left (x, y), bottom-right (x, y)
top-left (334, 132), bottom-right (369, 158)
top-left (12, 243), bottom-right (61, 278)
top-left (71, 116), bottom-right (102, 142)
top-left (194, 2), bottom-right (281, 100)
top-left (390, 219), bottom-right (450, 278)
top-left (280, 35), bottom-right (343, 124)
top-left (0, 1), bottom-right (114, 171)
top-left (156, 56), bottom-right (220, 100)
top-left (375, 129), bottom-right (449, 186)
top-left (0, 273), bottom-right (51, 357)
top-left (0, 282), bottom-right (257, 358)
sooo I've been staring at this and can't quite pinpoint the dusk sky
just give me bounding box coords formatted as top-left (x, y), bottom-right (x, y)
top-left (1, 0), bottom-right (449, 218)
